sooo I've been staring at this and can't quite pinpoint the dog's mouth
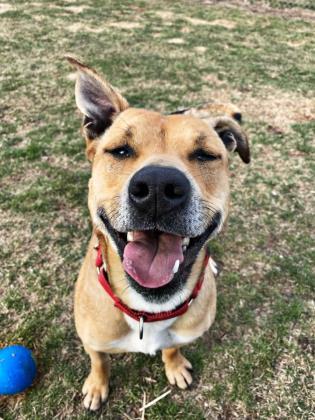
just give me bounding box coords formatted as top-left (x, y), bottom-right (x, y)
top-left (123, 231), bottom-right (185, 288)
top-left (98, 209), bottom-right (221, 295)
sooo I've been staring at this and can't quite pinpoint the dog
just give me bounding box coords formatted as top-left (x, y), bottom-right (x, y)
top-left (66, 56), bottom-right (250, 411)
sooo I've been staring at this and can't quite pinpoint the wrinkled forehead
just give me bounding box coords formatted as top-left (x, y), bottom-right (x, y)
top-left (102, 108), bottom-right (165, 147)
top-left (101, 108), bottom-right (225, 153)
top-left (165, 114), bottom-right (222, 149)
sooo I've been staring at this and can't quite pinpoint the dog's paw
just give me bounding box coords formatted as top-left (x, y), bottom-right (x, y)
top-left (82, 373), bottom-right (109, 411)
top-left (164, 353), bottom-right (193, 389)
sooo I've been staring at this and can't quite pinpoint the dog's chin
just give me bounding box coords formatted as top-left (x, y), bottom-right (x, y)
top-left (97, 209), bottom-right (222, 303)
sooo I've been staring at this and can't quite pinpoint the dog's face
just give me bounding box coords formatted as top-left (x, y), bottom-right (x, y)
top-left (67, 57), bottom-right (250, 301)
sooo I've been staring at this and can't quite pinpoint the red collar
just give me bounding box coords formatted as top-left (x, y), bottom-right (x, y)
top-left (95, 245), bottom-right (210, 338)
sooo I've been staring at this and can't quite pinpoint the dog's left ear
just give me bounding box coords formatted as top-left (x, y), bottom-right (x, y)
top-left (213, 116), bottom-right (250, 163)
top-left (65, 55), bottom-right (129, 160)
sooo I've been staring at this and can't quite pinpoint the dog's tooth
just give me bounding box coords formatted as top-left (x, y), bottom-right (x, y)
top-left (127, 232), bottom-right (134, 242)
top-left (209, 257), bottom-right (218, 276)
top-left (172, 259), bottom-right (180, 274)
top-left (182, 237), bottom-right (190, 246)
top-left (182, 245), bottom-right (187, 252)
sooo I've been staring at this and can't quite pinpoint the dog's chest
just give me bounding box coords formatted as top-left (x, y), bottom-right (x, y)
top-left (110, 317), bottom-right (193, 355)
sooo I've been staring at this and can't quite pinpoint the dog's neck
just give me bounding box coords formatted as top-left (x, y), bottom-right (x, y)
top-left (93, 229), bottom-right (210, 313)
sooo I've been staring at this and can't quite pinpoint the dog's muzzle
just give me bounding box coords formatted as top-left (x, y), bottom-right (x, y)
top-left (97, 164), bottom-right (221, 298)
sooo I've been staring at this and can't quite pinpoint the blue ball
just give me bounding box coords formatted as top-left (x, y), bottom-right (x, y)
top-left (0, 345), bottom-right (37, 395)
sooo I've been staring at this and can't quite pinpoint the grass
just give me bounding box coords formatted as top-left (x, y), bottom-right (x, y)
top-left (0, 0), bottom-right (314, 418)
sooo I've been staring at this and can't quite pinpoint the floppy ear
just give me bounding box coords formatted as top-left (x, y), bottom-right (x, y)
top-left (213, 116), bottom-right (250, 163)
top-left (65, 55), bottom-right (129, 160)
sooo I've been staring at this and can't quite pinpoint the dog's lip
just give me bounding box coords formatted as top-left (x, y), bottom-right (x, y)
top-left (97, 209), bottom-right (201, 263)
top-left (97, 209), bottom-right (221, 255)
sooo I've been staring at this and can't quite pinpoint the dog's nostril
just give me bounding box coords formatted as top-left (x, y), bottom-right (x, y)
top-left (132, 182), bottom-right (149, 199)
top-left (129, 166), bottom-right (191, 213)
top-left (164, 184), bottom-right (184, 200)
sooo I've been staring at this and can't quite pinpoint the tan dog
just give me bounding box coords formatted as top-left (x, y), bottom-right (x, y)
top-left (66, 57), bottom-right (250, 411)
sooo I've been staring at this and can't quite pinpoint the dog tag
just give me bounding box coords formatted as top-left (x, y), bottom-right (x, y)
top-left (139, 317), bottom-right (144, 340)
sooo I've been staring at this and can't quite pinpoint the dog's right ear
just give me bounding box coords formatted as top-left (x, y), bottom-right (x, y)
top-left (65, 56), bottom-right (129, 160)
top-left (213, 116), bottom-right (250, 164)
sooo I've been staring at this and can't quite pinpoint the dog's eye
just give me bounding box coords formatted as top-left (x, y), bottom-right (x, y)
top-left (106, 145), bottom-right (134, 159)
top-left (190, 149), bottom-right (220, 162)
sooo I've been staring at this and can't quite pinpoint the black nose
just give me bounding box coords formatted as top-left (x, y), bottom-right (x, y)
top-left (129, 166), bottom-right (191, 215)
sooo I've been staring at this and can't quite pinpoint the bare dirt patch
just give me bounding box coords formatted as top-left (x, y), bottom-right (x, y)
top-left (155, 11), bottom-right (174, 20)
top-left (30, 3), bottom-right (88, 14)
top-left (194, 46), bottom-right (207, 53)
top-left (167, 38), bottom-right (185, 44)
top-left (0, 167), bottom-right (43, 192)
top-left (203, 74), bottom-right (226, 86)
top-left (185, 17), bottom-right (236, 29)
top-left (287, 39), bottom-right (308, 47)
top-left (0, 3), bottom-right (13, 14)
top-left (65, 5), bottom-right (89, 14)
top-left (243, 90), bottom-right (315, 130)
top-left (202, 0), bottom-right (315, 21)
top-left (66, 22), bottom-right (106, 33)
top-left (67, 19), bottom-right (143, 32)
top-left (107, 21), bottom-right (142, 29)
top-left (185, 16), bottom-right (214, 25)
top-left (155, 11), bottom-right (237, 29)
top-left (255, 348), bottom-right (314, 417)
top-left (191, 84), bottom-right (315, 131)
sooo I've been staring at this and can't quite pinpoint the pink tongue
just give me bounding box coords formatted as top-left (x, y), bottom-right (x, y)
top-left (123, 231), bottom-right (184, 288)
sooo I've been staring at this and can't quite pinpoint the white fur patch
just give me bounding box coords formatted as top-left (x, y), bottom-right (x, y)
top-left (109, 316), bottom-right (196, 355)
top-left (126, 285), bottom-right (191, 313)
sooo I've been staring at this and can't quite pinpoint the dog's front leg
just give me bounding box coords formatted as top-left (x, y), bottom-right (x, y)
top-left (162, 347), bottom-right (193, 389)
top-left (82, 344), bottom-right (110, 411)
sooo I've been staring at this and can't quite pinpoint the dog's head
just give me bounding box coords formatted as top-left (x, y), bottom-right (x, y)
top-left (67, 57), bottom-right (250, 301)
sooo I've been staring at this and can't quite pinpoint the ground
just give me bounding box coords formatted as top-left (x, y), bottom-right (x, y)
top-left (0, 0), bottom-right (314, 419)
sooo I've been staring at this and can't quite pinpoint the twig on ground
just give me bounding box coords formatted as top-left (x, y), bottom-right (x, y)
top-left (141, 391), bottom-right (146, 420)
top-left (139, 389), bottom-right (171, 413)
